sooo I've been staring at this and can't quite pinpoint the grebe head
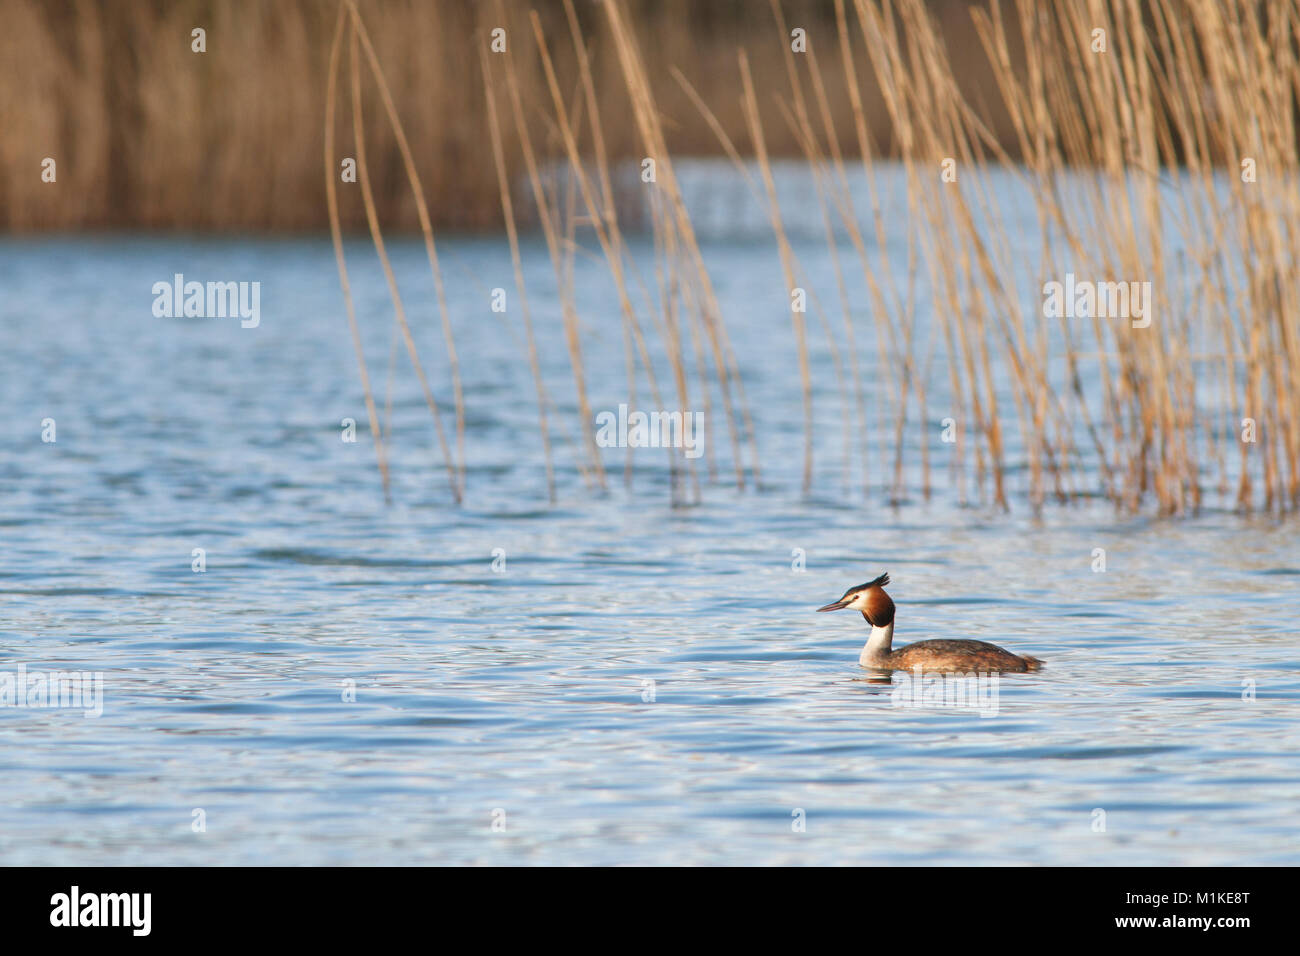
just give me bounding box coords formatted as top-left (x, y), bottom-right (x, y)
top-left (816, 572), bottom-right (894, 625)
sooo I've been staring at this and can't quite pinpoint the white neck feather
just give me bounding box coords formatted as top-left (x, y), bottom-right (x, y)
top-left (859, 621), bottom-right (895, 667)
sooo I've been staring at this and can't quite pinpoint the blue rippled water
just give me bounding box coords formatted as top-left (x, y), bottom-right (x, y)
top-left (2, 178), bottom-right (1297, 863)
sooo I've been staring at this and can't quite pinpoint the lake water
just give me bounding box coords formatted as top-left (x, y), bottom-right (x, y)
top-left (1, 164), bottom-right (1298, 865)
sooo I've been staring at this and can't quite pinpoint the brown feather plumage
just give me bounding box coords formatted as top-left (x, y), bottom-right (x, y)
top-left (818, 571), bottom-right (1044, 674)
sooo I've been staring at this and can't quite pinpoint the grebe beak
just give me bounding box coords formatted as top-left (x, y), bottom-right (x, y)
top-left (816, 598), bottom-right (849, 612)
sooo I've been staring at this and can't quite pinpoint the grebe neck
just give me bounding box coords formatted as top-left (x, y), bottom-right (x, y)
top-left (859, 621), bottom-right (894, 667)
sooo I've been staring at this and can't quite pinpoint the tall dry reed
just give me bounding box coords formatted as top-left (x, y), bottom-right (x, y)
top-left (331, 0), bottom-right (1300, 515)
top-left (15, 0), bottom-right (1300, 515)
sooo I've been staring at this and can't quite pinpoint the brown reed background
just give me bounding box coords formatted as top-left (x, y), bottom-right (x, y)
top-left (0, 0), bottom-right (1013, 232)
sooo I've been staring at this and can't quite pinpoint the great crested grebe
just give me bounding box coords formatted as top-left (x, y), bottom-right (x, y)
top-left (816, 572), bottom-right (1043, 673)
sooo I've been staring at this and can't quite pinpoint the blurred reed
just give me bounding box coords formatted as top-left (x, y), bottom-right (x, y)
top-left (4, 0), bottom-right (997, 232)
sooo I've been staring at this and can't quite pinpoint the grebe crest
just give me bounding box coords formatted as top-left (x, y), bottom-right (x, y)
top-left (817, 571), bottom-right (1043, 674)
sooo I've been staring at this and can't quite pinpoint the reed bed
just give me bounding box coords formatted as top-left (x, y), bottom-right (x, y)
top-left (7, 0), bottom-right (987, 232)
top-left (12, 0), bottom-right (1300, 515)
top-left (321, 0), bottom-right (1300, 515)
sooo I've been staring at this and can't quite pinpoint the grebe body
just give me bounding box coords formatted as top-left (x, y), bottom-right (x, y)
top-left (817, 573), bottom-right (1043, 674)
